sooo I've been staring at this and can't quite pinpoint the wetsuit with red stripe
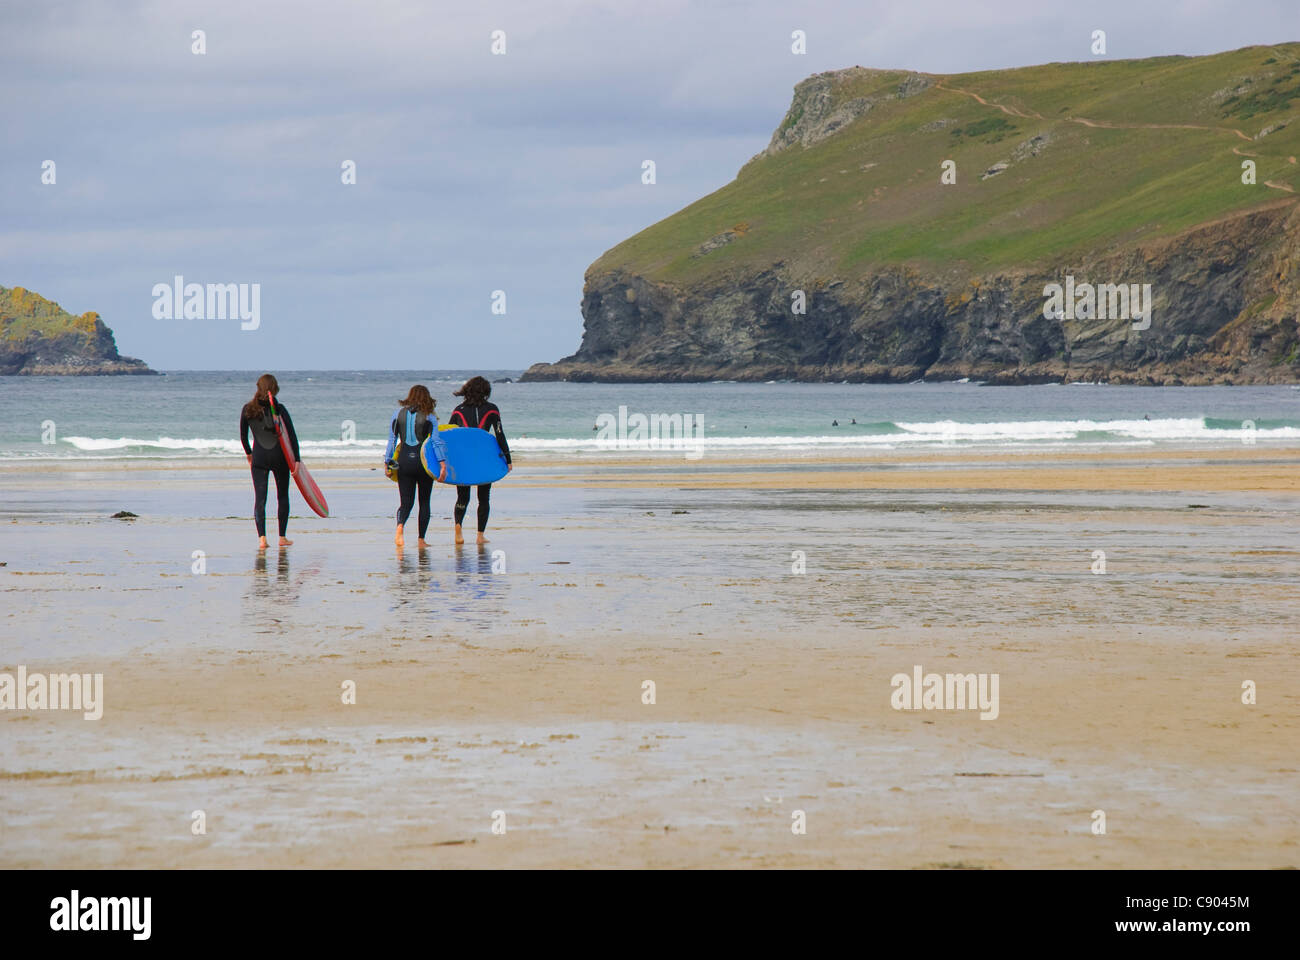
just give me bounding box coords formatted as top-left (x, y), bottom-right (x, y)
top-left (448, 401), bottom-right (510, 532)
top-left (448, 401), bottom-right (511, 464)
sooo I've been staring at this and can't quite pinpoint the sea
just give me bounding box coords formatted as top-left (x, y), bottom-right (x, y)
top-left (1, 371), bottom-right (1298, 462)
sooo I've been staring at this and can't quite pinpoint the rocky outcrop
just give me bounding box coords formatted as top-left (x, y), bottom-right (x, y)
top-left (525, 49), bottom-right (1300, 386)
top-left (0, 286), bottom-right (155, 375)
top-left (758, 69), bottom-right (877, 159)
top-left (755, 68), bottom-right (937, 163)
top-left (524, 201), bottom-right (1300, 386)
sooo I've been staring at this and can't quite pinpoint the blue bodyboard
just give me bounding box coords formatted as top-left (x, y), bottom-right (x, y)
top-left (421, 425), bottom-right (508, 486)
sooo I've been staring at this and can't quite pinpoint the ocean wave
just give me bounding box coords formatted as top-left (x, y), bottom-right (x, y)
top-left (892, 418), bottom-right (1300, 441)
top-left (518, 417), bottom-right (1297, 446)
top-left (62, 436), bottom-right (247, 453)
top-left (58, 436), bottom-right (386, 458)
top-left (9, 416), bottom-right (1296, 462)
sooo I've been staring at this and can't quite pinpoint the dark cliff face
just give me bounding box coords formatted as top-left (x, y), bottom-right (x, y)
top-left (524, 202), bottom-right (1300, 386)
top-left (0, 324), bottom-right (155, 375)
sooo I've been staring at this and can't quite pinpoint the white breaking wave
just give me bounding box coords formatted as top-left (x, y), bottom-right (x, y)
top-left (59, 436), bottom-right (386, 458)
top-left (889, 417), bottom-right (1296, 441)
top-left (510, 418), bottom-right (1300, 450)
top-left (24, 417), bottom-right (1298, 462)
top-left (62, 436), bottom-right (246, 453)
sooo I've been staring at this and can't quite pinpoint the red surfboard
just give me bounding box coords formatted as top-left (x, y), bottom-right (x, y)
top-left (267, 396), bottom-right (329, 518)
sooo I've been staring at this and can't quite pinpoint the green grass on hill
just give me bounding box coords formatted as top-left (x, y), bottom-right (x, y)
top-left (595, 44), bottom-right (1300, 285)
top-left (0, 286), bottom-right (101, 342)
top-left (949, 116), bottom-right (1018, 142)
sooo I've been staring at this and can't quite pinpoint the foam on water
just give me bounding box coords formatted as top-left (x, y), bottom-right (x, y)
top-left (27, 415), bottom-right (1298, 461)
top-left (3, 373), bottom-right (1297, 461)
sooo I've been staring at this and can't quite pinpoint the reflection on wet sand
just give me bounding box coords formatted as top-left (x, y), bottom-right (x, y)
top-left (398, 543), bottom-right (509, 629)
top-left (243, 549), bottom-right (320, 630)
top-left (382, 543), bottom-right (508, 630)
top-left (391, 546), bottom-right (433, 611)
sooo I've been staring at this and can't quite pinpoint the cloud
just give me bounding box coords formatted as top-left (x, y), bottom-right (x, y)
top-left (1, 0), bottom-right (1295, 367)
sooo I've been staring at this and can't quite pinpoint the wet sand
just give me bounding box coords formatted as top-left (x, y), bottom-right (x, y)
top-left (1, 447), bottom-right (1297, 867)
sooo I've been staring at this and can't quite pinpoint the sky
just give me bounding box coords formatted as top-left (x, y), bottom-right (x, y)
top-left (2, 0), bottom-right (1296, 370)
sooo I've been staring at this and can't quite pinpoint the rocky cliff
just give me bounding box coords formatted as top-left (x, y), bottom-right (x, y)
top-left (0, 286), bottom-right (155, 375)
top-left (525, 46), bottom-right (1300, 385)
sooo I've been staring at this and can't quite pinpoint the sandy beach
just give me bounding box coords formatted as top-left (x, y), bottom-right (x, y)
top-left (1, 447), bottom-right (1297, 868)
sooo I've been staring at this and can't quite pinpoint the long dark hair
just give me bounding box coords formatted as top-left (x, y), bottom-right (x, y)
top-left (242, 373), bottom-right (279, 419)
top-left (453, 375), bottom-right (491, 406)
top-left (399, 384), bottom-right (436, 416)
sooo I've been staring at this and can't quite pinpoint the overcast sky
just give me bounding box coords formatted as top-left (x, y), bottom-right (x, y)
top-left (2, 0), bottom-right (1295, 370)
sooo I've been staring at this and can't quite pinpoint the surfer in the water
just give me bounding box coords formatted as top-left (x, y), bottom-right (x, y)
top-left (385, 385), bottom-right (447, 549)
top-left (240, 373), bottom-right (298, 551)
top-left (448, 375), bottom-right (512, 545)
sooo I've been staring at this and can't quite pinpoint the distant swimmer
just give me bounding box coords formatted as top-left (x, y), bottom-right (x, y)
top-left (851, 418), bottom-right (857, 425)
top-left (448, 375), bottom-right (512, 546)
top-left (239, 373), bottom-right (297, 551)
top-left (832, 419), bottom-right (839, 427)
top-left (385, 384), bottom-right (446, 550)
top-left (1144, 414), bottom-right (1151, 420)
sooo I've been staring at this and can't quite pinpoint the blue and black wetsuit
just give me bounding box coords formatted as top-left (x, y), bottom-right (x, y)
top-left (241, 402), bottom-right (299, 538)
top-left (384, 406), bottom-right (445, 539)
top-left (448, 401), bottom-right (511, 533)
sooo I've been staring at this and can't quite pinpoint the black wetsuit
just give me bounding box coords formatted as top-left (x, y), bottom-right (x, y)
top-left (448, 401), bottom-right (511, 532)
top-left (388, 407), bottom-right (435, 539)
top-left (240, 402), bottom-right (299, 538)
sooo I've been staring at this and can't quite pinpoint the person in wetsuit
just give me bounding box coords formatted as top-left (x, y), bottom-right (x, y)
top-left (384, 384), bottom-right (447, 549)
top-left (239, 373), bottom-right (299, 551)
top-left (448, 375), bottom-right (511, 545)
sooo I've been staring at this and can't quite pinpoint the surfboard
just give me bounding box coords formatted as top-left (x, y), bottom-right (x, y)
top-left (267, 396), bottom-right (329, 517)
top-left (291, 460), bottom-right (329, 517)
top-left (422, 424), bottom-right (508, 486)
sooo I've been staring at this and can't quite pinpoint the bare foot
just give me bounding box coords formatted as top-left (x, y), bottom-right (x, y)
top-left (395, 526), bottom-right (404, 548)
top-left (417, 539), bottom-right (428, 550)
top-left (476, 533), bottom-right (489, 545)
top-left (278, 538), bottom-right (293, 547)
top-left (454, 524), bottom-right (464, 545)
top-left (258, 536), bottom-right (268, 551)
